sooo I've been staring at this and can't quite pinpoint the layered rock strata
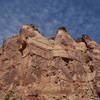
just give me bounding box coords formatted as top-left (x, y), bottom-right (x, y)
top-left (0, 24), bottom-right (100, 100)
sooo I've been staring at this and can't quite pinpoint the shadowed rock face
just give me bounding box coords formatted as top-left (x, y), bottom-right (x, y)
top-left (0, 24), bottom-right (100, 100)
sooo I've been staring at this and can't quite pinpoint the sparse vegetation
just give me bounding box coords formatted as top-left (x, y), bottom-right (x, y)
top-left (33, 92), bottom-right (39, 97)
top-left (4, 91), bottom-right (14, 100)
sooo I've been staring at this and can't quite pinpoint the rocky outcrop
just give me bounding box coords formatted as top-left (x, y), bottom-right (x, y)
top-left (0, 24), bottom-right (100, 100)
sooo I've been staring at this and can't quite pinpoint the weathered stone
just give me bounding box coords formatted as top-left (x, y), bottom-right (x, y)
top-left (0, 24), bottom-right (100, 100)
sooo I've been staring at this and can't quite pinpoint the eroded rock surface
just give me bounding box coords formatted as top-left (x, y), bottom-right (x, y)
top-left (0, 24), bottom-right (100, 100)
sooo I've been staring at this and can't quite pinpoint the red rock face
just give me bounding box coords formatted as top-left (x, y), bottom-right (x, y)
top-left (0, 24), bottom-right (100, 100)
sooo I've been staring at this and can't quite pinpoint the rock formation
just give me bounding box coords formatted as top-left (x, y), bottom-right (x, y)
top-left (0, 24), bottom-right (100, 100)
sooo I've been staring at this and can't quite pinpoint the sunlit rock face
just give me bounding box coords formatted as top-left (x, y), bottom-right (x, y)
top-left (0, 24), bottom-right (100, 100)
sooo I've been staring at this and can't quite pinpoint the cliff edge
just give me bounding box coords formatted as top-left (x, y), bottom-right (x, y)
top-left (0, 24), bottom-right (100, 100)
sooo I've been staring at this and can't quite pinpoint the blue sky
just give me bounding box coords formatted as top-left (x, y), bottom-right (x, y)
top-left (0, 0), bottom-right (100, 45)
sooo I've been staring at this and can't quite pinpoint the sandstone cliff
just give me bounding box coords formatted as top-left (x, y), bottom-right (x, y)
top-left (0, 24), bottom-right (100, 100)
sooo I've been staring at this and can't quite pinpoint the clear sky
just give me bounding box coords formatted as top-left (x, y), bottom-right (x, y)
top-left (0, 0), bottom-right (100, 45)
